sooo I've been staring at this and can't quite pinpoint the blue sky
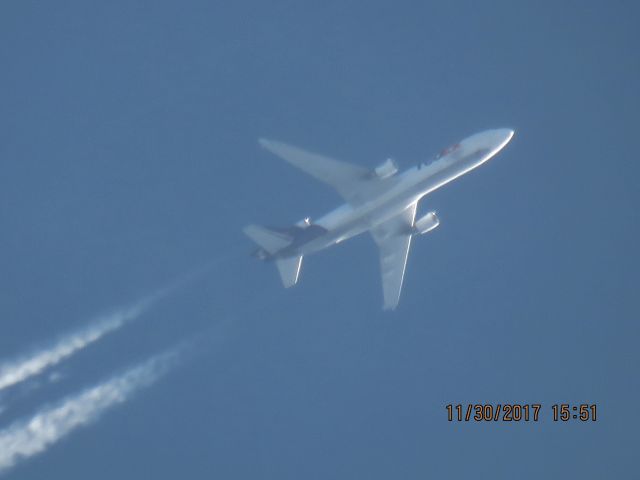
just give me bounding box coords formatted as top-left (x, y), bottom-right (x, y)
top-left (0, 1), bottom-right (638, 478)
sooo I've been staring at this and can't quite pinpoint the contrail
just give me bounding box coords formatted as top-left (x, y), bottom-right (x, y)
top-left (0, 296), bottom-right (151, 393)
top-left (0, 344), bottom-right (185, 475)
top-left (0, 261), bottom-right (216, 394)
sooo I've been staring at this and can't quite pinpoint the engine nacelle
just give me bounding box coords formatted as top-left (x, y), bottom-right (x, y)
top-left (374, 158), bottom-right (398, 179)
top-left (414, 212), bottom-right (439, 234)
top-left (295, 217), bottom-right (312, 228)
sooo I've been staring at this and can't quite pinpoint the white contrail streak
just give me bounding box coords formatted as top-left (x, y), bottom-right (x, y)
top-left (0, 298), bottom-right (150, 393)
top-left (0, 253), bottom-right (235, 394)
top-left (0, 345), bottom-right (184, 475)
top-left (0, 268), bottom-right (199, 394)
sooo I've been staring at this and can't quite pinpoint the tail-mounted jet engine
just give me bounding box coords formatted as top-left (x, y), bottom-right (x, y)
top-left (296, 217), bottom-right (312, 228)
top-left (374, 158), bottom-right (398, 179)
top-left (414, 212), bottom-right (439, 234)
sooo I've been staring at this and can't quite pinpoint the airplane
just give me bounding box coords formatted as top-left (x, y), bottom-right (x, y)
top-left (244, 128), bottom-right (514, 310)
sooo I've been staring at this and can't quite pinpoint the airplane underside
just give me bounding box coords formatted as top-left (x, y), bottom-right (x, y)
top-left (244, 129), bottom-right (514, 309)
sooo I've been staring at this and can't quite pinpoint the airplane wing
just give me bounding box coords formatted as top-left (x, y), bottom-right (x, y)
top-left (259, 139), bottom-right (392, 204)
top-left (370, 202), bottom-right (417, 310)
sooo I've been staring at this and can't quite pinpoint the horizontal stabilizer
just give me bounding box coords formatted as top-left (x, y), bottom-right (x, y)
top-left (276, 256), bottom-right (303, 288)
top-left (243, 225), bottom-right (291, 254)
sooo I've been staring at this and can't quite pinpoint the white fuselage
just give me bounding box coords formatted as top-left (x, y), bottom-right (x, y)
top-left (292, 129), bottom-right (514, 257)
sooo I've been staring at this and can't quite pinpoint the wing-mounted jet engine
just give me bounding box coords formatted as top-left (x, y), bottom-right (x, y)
top-left (414, 211), bottom-right (439, 234)
top-left (373, 158), bottom-right (398, 179)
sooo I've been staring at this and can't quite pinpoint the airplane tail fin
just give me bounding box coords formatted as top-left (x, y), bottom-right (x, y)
top-left (243, 225), bottom-right (303, 288)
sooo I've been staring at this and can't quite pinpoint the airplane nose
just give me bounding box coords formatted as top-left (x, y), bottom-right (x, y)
top-left (459, 128), bottom-right (515, 157)
top-left (491, 128), bottom-right (514, 150)
top-left (498, 128), bottom-right (514, 142)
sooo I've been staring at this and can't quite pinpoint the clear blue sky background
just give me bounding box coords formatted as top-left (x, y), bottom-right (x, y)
top-left (1, 1), bottom-right (638, 478)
